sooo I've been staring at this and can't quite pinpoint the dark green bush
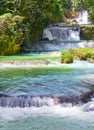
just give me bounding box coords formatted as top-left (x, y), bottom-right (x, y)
top-left (81, 25), bottom-right (94, 40)
top-left (0, 13), bottom-right (23, 55)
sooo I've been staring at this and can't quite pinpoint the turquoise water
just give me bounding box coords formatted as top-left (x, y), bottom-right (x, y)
top-left (0, 63), bottom-right (94, 130)
top-left (0, 116), bottom-right (94, 130)
top-left (0, 115), bottom-right (94, 130)
top-left (0, 66), bottom-right (94, 95)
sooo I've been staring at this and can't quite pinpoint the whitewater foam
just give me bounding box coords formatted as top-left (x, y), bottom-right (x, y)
top-left (75, 10), bottom-right (91, 25)
top-left (43, 26), bottom-right (80, 41)
top-left (0, 100), bottom-right (94, 122)
top-left (0, 60), bottom-right (94, 68)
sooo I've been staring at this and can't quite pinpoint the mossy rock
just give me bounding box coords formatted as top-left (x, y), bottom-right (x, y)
top-left (61, 48), bottom-right (94, 64)
top-left (81, 25), bottom-right (94, 40)
top-left (61, 51), bottom-right (73, 63)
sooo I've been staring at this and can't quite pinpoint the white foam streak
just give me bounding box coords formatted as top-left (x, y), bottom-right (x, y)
top-left (78, 40), bottom-right (94, 47)
top-left (71, 60), bottom-right (94, 69)
top-left (68, 30), bottom-right (80, 41)
top-left (43, 26), bottom-right (80, 41)
top-left (0, 100), bottom-right (94, 122)
top-left (75, 10), bottom-right (91, 25)
top-left (43, 29), bottom-right (53, 40)
top-left (0, 62), bottom-right (54, 68)
top-left (0, 60), bottom-right (94, 69)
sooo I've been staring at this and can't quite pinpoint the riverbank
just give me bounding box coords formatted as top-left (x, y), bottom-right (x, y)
top-left (0, 52), bottom-right (60, 67)
top-left (0, 50), bottom-right (94, 67)
top-left (61, 48), bottom-right (94, 63)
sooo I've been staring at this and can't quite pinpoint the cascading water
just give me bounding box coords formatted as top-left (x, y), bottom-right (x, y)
top-left (0, 65), bottom-right (94, 130)
top-left (32, 10), bottom-right (93, 52)
top-left (43, 26), bottom-right (80, 41)
top-left (0, 11), bottom-right (94, 130)
top-left (0, 91), bottom-right (93, 107)
top-left (33, 23), bottom-right (94, 51)
top-left (75, 10), bottom-right (91, 25)
top-left (33, 24), bottom-right (94, 51)
top-left (32, 25), bottom-right (81, 51)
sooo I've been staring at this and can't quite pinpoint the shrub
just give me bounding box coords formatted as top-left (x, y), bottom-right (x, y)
top-left (61, 50), bottom-right (73, 63)
top-left (61, 48), bottom-right (94, 63)
top-left (81, 25), bottom-right (94, 40)
top-left (0, 13), bottom-right (23, 55)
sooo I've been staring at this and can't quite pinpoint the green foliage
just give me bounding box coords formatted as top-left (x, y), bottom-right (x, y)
top-left (85, 0), bottom-right (94, 8)
top-left (61, 50), bottom-right (73, 63)
top-left (0, 13), bottom-right (23, 55)
top-left (61, 48), bottom-right (94, 64)
top-left (71, 0), bottom-right (86, 10)
top-left (0, 0), bottom-right (15, 15)
top-left (67, 0), bottom-right (94, 23)
top-left (71, 48), bottom-right (94, 61)
top-left (0, 0), bottom-right (63, 55)
top-left (81, 25), bottom-right (94, 40)
top-left (89, 7), bottom-right (94, 23)
top-left (62, 0), bottom-right (72, 12)
top-left (84, 0), bottom-right (94, 23)
top-left (0, 0), bottom-right (94, 55)
top-left (20, 0), bottom-right (63, 44)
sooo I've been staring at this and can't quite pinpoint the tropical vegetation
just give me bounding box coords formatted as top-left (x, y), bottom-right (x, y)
top-left (0, 0), bottom-right (94, 55)
top-left (61, 48), bottom-right (94, 63)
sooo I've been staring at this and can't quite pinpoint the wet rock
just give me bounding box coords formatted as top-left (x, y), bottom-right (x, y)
top-left (0, 91), bottom-right (93, 108)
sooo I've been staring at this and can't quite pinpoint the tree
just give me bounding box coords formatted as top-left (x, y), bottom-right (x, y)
top-left (0, 13), bottom-right (23, 55)
top-left (14, 0), bottom-right (63, 47)
top-left (85, 0), bottom-right (94, 23)
top-left (0, 0), bottom-right (63, 54)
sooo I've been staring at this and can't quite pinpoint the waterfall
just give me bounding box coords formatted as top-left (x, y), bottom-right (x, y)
top-left (43, 26), bottom-right (80, 41)
top-left (0, 91), bottom-right (93, 107)
top-left (43, 28), bottom-right (53, 41)
top-left (32, 11), bottom-right (93, 52)
top-left (75, 10), bottom-right (91, 25)
top-left (32, 24), bottom-right (81, 51)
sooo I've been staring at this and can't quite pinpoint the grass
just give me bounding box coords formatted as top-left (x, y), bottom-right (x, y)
top-left (61, 48), bottom-right (94, 63)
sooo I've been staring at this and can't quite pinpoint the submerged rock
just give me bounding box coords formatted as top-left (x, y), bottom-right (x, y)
top-left (0, 60), bottom-right (51, 67)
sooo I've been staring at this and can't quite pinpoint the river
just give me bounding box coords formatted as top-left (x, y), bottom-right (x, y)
top-left (0, 10), bottom-right (94, 130)
top-left (0, 61), bottom-right (94, 130)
